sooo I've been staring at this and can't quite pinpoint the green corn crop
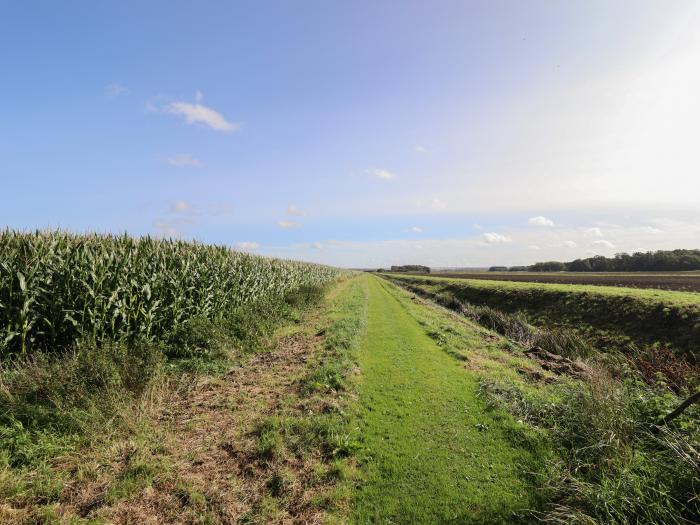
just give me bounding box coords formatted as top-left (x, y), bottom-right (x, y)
top-left (0, 230), bottom-right (345, 356)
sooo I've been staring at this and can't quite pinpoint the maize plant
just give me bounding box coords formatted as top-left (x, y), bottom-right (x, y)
top-left (0, 230), bottom-right (346, 356)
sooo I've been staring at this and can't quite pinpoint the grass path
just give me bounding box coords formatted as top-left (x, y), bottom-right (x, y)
top-left (351, 276), bottom-right (545, 524)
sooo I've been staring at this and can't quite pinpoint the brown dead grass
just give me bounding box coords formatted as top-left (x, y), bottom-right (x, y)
top-left (40, 305), bottom-right (345, 524)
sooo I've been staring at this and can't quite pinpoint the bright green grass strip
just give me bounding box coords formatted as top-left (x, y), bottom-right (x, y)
top-left (350, 276), bottom-right (546, 524)
top-left (389, 273), bottom-right (700, 306)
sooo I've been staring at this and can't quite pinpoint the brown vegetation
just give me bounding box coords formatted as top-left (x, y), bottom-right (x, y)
top-left (427, 271), bottom-right (700, 292)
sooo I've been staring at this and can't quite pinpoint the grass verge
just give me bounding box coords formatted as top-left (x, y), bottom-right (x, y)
top-left (0, 284), bottom-right (329, 523)
top-left (387, 274), bottom-right (700, 523)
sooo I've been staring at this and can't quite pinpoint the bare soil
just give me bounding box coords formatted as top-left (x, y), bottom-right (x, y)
top-left (422, 272), bottom-right (700, 292)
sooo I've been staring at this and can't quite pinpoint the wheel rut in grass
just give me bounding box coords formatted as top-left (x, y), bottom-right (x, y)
top-left (351, 276), bottom-right (544, 524)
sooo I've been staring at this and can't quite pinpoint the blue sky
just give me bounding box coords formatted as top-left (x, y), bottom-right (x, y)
top-left (2, 0), bottom-right (700, 267)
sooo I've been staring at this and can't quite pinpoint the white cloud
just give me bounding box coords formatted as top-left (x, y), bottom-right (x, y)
top-left (166, 92), bottom-right (239, 132)
top-left (286, 204), bottom-right (305, 216)
top-left (431, 197), bottom-right (447, 210)
top-left (640, 226), bottom-right (663, 234)
top-left (415, 145), bottom-right (428, 153)
top-left (170, 200), bottom-right (191, 213)
top-left (582, 227), bottom-right (603, 237)
top-left (592, 239), bottom-right (615, 248)
top-left (370, 168), bottom-right (395, 180)
top-left (311, 242), bottom-right (324, 250)
top-left (277, 220), bottom-right (299, 229)
top-left (166, 154), bottom-right (202, 167)
top-left (408, 226), bottom-right (424, 233)
top-left (528, 216), bottom-right (554, 227)
top-left (105, 83), bottom-right (128, 97)
top-left (236, 241), bottom-right (259, 251)
top-left (483, 233), bottom-right (512, 244)
top-left (266, 215), bottom-right (700, 268)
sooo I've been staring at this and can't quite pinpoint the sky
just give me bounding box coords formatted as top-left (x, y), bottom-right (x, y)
top-left (2, 0), bottom-right (700, 268)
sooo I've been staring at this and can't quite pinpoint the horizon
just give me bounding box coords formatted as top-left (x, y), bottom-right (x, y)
top-left (3, 1), bottom-right (700, 268)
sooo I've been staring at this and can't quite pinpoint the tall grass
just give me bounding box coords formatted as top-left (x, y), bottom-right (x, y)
top-left (399, 281), bottom-right (593, 360)
top-left (0, 230), bottom-right (344, 356)
top-left (389, 276), bottom-right (699, 523)
top-left (479, 374), bottom-right (700, 524)
top-left (0, 230), bottom-right (345, 509)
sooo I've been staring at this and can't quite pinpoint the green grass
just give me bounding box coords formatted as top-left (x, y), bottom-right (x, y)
top-left (387, 274), bottom-right (700, 365)
top-left (383, 274), bottom-right (700, 523)
top-left (0, 281), bottom-right (331, 521)
top-left (350, 276), bottom-right (549, 524)
top-left (392, 273), bottom-right (700, 306)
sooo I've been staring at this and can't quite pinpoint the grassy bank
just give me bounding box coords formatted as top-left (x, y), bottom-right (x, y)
top-left (387, 273), bottom-right (700, 366)
top-left (385, 274), bottom-right (700, 523)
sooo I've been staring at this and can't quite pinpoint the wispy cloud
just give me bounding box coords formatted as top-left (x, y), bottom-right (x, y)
top-left (592, 239), bottom-right (615, 248)
top-left (482, 232), bottom-right (512, 244)
top-left (286, 204), bottom-right (305, 216)
top-left (236, 241), bottom-right (259, 251)
top-left (369, 168), bottom-right (395, 180)
top-left (165, 154), bottom-right (202, 167)
top-left (528, 216), bottom-right (554, 227)
top-left (562, 240), bottom-right (577, 248)
top-left (165, 92), bottom-right (239, 132)
top-left (170, 200), bottom-right (191, 214)
top-left (414, 145), bottom-right (428, 153)
top-left (311, 242), bottom-right (324, 250)
top-left (582, 227), bottom-right (603, 237)
top-left (277, 220), bottom-right (299, 229)
top-left (431, 197), bottom-right (446, 210)
top-left (408, 226), bottom-right (424, 233)
top-left (104, 83), bottom-right (129, 97)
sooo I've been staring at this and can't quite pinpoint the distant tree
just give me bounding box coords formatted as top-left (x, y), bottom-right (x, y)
top-left (568, 259), bottom-right (592, 272)
top-left (529, 249), bottom-right (700, 272)
top-left (489, 266), bottom-right (508, 272)
top-left (508, 266), bottom-right (528, 272)
top-left (390, 265), bottom-right (430, 273)
top-left (529, 261), bottom-right (565, 272)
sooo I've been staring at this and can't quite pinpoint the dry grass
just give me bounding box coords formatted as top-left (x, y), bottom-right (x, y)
top-left (1, 281), bottom-right (360, 525)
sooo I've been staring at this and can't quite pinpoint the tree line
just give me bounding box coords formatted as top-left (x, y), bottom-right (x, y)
top-left (527, 249), bottom-right (700, 272)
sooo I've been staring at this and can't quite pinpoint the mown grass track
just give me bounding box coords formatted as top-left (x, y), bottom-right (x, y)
top-left (351, 276), bottom-right (546, 524)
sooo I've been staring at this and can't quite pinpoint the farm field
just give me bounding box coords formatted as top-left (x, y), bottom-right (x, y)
top-left (9, 3), bottom-right (700, 523)
top-left (421, 270), bottom-right (700, 292)
top-left (1, 233), bottom-right (698, 524)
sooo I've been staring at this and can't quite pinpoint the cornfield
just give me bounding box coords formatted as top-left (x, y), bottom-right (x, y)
top-left (0, 230), bottom-right (345, 356)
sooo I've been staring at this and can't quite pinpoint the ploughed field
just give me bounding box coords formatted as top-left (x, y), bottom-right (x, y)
top-left (419, 270), bottom-right (700, 292)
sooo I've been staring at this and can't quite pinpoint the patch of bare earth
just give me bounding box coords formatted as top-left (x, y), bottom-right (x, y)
top-left (56, 321), bottom-right (339, 524)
